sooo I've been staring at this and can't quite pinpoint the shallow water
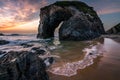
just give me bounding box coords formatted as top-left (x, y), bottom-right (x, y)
top-left (0, 35), bottom-right (49, 52)
top-left (0, 35), bottom-right (120, 80)
top-left (48, 38), bottom-right (120, 80)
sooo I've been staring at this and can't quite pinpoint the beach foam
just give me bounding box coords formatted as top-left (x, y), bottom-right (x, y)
top-left (48, 43), bottom-right (105, 77)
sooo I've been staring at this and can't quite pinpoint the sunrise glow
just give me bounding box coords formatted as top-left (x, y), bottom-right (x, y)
top-left (0, 0), bottom-right (120, 33)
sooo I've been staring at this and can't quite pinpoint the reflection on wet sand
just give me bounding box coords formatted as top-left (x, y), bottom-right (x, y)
top-left (49, 56), bottom-right (102, 80)
top-left (48, 38), bottom-right (105, 77)
top-left (0, 35), bottom-right (120, 80)
top-left (49, 37), bottom-right (120, 80)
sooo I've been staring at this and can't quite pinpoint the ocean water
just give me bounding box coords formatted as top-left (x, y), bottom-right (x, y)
top-left (0, 35), bottom-right (120, 80)
top-left (0, 34), bottom-right (49, 52)
top-left (49, 38), bottom-right (120, 80)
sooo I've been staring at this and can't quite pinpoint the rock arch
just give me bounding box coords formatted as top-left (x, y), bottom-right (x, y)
top-left (37, 1), bottom-right (105, 40)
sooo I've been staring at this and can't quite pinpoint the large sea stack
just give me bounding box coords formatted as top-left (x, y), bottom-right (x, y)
top-left (37, 1), bottom-right (105, 40)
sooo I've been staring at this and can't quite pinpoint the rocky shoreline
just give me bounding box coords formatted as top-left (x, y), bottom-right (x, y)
top-left (0, 46), bottom-right (56, 80)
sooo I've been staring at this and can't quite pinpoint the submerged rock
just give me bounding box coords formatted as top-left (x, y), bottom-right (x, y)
top-left (0, 40), bottom-right (9, 45)
top-left (37, 1), bottom-right (105, 40)
top-left (106, 23), bottom-right (120, 34)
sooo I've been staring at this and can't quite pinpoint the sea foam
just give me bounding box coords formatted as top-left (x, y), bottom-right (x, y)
top-left (48, 43), bottom-right (105, 77)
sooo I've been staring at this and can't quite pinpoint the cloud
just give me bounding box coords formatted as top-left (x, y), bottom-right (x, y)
top-left (0, 0), bottom-right (120, 33)
top-left (97, 8), bottom-right (120, 15)
top-left (1, 19), bottom-right (39, 33)
top-left (0, 0), bottom-right (48, 30)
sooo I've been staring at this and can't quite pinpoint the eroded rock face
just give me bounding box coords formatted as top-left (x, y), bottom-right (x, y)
top-left (8, 52), bottom-right (49, 80)
top-left (37, 1), bottom-right (105, 40)
top-left (0, 48), bottom-right (51, 80)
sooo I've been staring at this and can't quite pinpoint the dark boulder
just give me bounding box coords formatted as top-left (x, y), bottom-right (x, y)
top-left (0, 51), bottom-right (6, 55)
top-left (32, 47), bottom-right (46, 55)
top-left (106, 23), bottom-right (120, 34)
top-left (0, 33), bottom-right (4, 36)
top-left (37, 1), bottom-right (105, 40)
top-left (0, 40), bottom-right (9, 45)
top-left (0, 48), bottom-right (51, 80)
top-left (20, 43), bottom-right (33, 48)
top-left (7, 52), bottom-right (49, 80)
top-left (10, 34), bottom-right (20, 36)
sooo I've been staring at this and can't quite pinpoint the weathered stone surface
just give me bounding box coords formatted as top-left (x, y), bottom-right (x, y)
top-left (20, 43), bottom-right (33, 48)
top-left (7, 52), bottom-right (49, 80)
top-left (0, 47), bottom-right (53, 80)
top-left (37, 1), bottom-right (105, 40)
top-left (106, 23), bottom-right (120, 34)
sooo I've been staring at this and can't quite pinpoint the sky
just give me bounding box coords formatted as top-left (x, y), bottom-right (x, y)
top-left (0, 0), bottom-right (120, 34)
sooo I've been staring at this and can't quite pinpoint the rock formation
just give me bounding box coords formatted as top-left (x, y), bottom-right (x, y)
top-left (0, 40), bottom-right (9, 45)
top-left (10, 34), bottom-right (20, 36)
top-left (0, 47), bottom-right (54, 80)
top-left (0, 33), bottom-right (4, 36)
top-left (106, 23), bottom-right (120, 34)
top-left (37, 1), bottom-right (105, 40)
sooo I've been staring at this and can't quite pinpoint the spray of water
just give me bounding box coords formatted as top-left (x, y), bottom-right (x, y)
top-left (53, 21), bottom-right (64, 46)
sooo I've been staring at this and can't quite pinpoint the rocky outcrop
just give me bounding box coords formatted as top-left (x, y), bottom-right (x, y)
top-left (37, 1), bottom-right (105, 40)
top-left (8, 52), bottom-right (49, 80)
top-left (10, 34), bottom-right (20, 36)
top-left (0, 33), bottom-right (4, 36)
top-left (0, 40), bottom-right (9, 45)
top-left (0, 47), bottom-right (54, 80)
top-left (106, 23), bottom-right (120, 34)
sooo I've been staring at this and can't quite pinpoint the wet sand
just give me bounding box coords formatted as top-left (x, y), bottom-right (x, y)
top-left (48, 38), bottom-right (120, 80)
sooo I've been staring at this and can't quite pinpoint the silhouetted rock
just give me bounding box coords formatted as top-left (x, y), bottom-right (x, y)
top-left (37, 1), bottom-right (105, 40)
top-left (20, 43), bottom-right (33, 48)
top-left (106, 23), bottom-right (120, 34)
top-left (10, 34), bottom-right (20, 36)
top-left (0, 40), bottom-right (9, 45)
top-left (0, 33), bottom-right (4, 36)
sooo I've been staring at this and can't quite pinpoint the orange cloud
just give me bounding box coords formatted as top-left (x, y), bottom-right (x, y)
top-left (0, 0), bottom-right (48, 33)
top-left (0, 16), bottom-right (26, 30)
top-left (1, 19), bottom-right (39, 33)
